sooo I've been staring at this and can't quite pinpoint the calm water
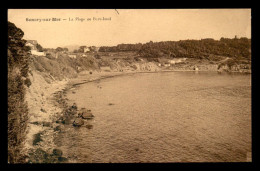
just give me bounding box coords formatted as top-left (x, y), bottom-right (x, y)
top-left (56, 71), bottom-right (251, 163)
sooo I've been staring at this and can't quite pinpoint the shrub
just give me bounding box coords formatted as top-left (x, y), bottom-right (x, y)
top-left (24, 78), bottom-right (32, 87)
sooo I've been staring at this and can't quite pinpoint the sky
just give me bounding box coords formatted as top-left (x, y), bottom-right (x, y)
top-left (8, 9), bottom-right (251, 48)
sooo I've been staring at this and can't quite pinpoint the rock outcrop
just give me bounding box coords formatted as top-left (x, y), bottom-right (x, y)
top-left (73, 118), bottom-right (84, 126)
top-left (78, 108), bottom-right (94, 119)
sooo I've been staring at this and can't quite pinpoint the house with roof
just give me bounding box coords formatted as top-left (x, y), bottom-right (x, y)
top-left (26, 40), bottom-right (38, 50)
top-left (26, 40), bottom-right (46, 56)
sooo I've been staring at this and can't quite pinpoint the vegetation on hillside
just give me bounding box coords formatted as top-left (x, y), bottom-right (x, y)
top-left (99, 43), bottom-right (142, 52)
top-left (36, 43), bottom-right (44, 52)
top-left (99, 38), bottom-right (251, 61)
top-left (30, 54), bottom-right (99, 82)
top-left (8, 21), bottom-right (30, 163)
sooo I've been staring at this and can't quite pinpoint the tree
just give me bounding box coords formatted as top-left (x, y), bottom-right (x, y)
top-left (36, 43), bottom-right (43, 52)
top-left (78, 46), bottom-right (86, 53)
top-left (56, 47), bottom-right (63, 52)
top-left (89, 46), bottom-right (96, 52)
top-left (8, 22), bottom-right (30, 77)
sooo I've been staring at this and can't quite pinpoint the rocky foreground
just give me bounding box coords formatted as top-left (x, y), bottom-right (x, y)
top-left (23, 70), bottom-right (69, 163)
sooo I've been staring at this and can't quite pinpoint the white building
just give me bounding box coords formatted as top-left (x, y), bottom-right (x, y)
top-left (168, 58), bottom-right (187, 65)
top-left (26, 40), bottom-right (46, 56)
top-left (31, 51), bottom-right (46, 56)
top-left (84, 47), bottom-right (91, 53)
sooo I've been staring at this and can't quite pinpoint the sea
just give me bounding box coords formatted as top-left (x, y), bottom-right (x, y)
top-left (54, 71), bottom-right (251, 163)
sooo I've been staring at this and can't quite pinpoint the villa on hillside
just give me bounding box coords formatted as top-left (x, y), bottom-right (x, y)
top-left (26, 40), bottom-right (46, 56)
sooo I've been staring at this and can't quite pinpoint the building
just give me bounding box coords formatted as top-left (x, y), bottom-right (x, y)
top-left (168, 58), bottom-right (187, 65)
top-left (26, 40), bottom-right (37, 50)
top-left (83, 46), bottom-right (100, 53)
top-left (83, 47), bottom-right (91, 53)
top-left (68, 54), bottom-right (77, 59)
top-left (25, 40), bottom-right (46, 56)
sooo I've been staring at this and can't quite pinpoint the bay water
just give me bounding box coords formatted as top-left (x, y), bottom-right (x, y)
top-left (55, 71), bottom-right (251, 163)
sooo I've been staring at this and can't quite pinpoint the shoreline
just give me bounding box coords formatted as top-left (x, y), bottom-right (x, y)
top-left (70, 69), bottom-right (251, 87)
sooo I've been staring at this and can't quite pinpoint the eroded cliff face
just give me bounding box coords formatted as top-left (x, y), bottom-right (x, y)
top-left (23, 69), bottom-right (68, 163)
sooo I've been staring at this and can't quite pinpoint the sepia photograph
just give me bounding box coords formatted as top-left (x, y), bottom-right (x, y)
top-left (7, 9), bottom-right (251, 163)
